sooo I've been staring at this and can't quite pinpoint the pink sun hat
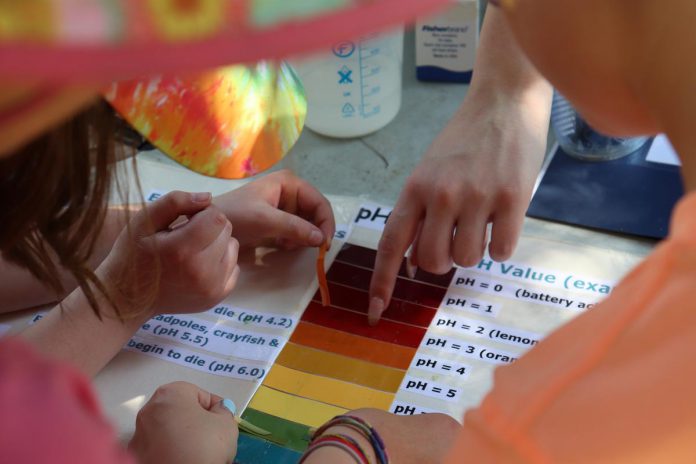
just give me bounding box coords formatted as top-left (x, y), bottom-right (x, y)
top-left (0, 0), bottom-right (451, 178)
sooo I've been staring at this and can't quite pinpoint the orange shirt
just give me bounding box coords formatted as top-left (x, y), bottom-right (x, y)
top-left (448, 192), bottom-right (696, 463)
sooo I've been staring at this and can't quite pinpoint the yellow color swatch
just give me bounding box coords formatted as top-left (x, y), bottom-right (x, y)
top-left (249, 385), bottom-right (348, 428)
top-left (276, 342), bottom-right (405, 392)
top-left (264, 364), bottom-right (395, 411)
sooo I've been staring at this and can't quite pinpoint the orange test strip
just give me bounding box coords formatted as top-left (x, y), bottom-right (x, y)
top-left (316, 242), bottom-right (331, 307)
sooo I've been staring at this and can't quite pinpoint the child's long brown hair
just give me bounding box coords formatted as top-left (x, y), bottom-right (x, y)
top-left (0, 100), bottom-right (131, 317)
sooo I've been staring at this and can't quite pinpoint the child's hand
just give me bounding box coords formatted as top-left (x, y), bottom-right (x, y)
top-left (129, 382), bottom-right (238, 464)
top-left (213, 170), bottom-right (335, 250)
top-left (100, 191), bottom-right (239, 317)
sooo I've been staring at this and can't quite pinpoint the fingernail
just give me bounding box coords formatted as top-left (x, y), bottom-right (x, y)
top-left (489, 0), bottom-right (516, 9)
top-left (221, 398), bottom-right (237, 416)
top-left (309, 229), bottom-right (324, 246)
top-left (191, 192), bottom-right (212, 203)
top-left (406, 252), bottom-right (417, 279)
top-left (491, 244), bottom-right (511, 262)
top-left (368, 297), bottom-right (384, 326)
top-left (216, 212), bottom-right (227, 225)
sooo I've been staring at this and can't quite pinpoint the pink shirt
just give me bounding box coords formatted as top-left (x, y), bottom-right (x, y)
top-left (0, 338), bottom-right (133, 464)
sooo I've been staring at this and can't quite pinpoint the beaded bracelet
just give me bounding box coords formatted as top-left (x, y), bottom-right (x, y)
top-left (311, 415), bottom-right (389, 464)
top-left (298, 433), bottom-right (370, 464)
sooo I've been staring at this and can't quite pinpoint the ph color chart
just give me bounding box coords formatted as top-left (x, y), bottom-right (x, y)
top-left (234, 203), bottom-right (636, 462)
top-left (236, 243), bottom-right (454, 462)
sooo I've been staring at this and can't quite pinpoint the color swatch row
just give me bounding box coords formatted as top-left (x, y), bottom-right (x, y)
top-left (239, 243), bottom-right (455, 460)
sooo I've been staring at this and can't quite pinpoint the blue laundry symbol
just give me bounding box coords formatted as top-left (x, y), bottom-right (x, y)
top-left (342, 103), bottom-right (355, 115)
top-left (338, 66), bottom-right (353, 84)
top-left (332, 41), bottom-right (355, 58)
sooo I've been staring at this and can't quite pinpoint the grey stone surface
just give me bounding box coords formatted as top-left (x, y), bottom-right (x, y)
top-left (273, 29), bottom-right (468, 205)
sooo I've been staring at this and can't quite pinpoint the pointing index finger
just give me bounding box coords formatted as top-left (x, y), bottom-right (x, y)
top-left (368, 203), bottom-right (422, 325)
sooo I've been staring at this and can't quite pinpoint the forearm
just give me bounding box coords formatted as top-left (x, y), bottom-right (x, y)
top-left (465, 7), bottom-right (552, 108)
top-left (442, 7), bottom-right (552, 158)
top-left (20, 264), bottom-right (151, 377)
top-left (0, 204), bottom-right (138, 314)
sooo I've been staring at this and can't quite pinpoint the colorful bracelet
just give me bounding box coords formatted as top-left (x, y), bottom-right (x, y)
top-left (298, 433), bottom-right (370, 464)
top-left (310, 415), bottom-right (389, 464)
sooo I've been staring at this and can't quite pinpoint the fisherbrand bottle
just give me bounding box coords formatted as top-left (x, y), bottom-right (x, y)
top-left (292, 28), bottom-right (404, 138)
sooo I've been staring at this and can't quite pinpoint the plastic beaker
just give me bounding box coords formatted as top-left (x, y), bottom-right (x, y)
top-left (292, 28), bottom-right (404, 138)
top-left (551, 92), bottom-right (649, 161)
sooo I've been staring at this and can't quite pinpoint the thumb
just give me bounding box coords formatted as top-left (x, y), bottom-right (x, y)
top-left (139, 191), bottom-right (212, 233)
top-left (210, 397), bottom-right (237, 419)
top-left (267, 208), bottom-right (325, 247)
top-left (200, 392), bottom-right (238, 431)
top-left (210, 397), bottom-right (240, 439)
